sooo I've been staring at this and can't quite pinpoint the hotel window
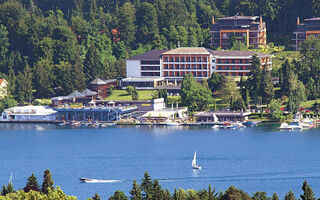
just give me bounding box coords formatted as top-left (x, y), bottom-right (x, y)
top-left (187, 65), bottom-right (190, 69)
top-left (198, 57), bottom-right (202, 62)
top-left (170, 57), bottom-right (174, 62)
top-left (192, 58), bottom-right (196, 62)
top-left (203, 64), bottom-right (207, 69)
top-left (212, 59), bottom-right (215, 63)
top-left (217, 60), bottom-right (222, 64)
top-left (175, 57), bottom-right (179, 62)
top-left (232, 66), bottom-right (236, 70)
top-left (225, 60), bottom-right (229, 63)
top-left (182, 72), bottom-right (185, 76)
top-left (204, 57), bottom-right (207, 62)
top-left (182, 57), bottom-right (185, 62)
top-left (239, 66), bottom-right (243, 70)
top-left (204, 72), bottom-right (207, 77)
top-left (218, 66), bottom-right (223, 70)
top-left (192, 65), bottom-right (196, 69)
top-left (164, 57), bottom-right (168, 62)
top-left (232, 73), bottom-right (236, 76)
top-left (181, 64), bottom-right (185, 69)
top-left (187, 58), bottom-right (190, 62)
top-left (164, 64), bottom-right (168, 69)
top-left (177, 72), bottom-right (180, 77)
top-left (175, 64), bottom-right (179, 69)
top-left (225, 73), bottom-right (228, 76)
top-left (232, 60), bottom-right (235, 64)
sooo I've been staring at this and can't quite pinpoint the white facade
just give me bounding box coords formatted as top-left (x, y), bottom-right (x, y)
top-left (126, 60), bottom-right (141, 78)
top-left (1, 106), bottom-right (57, 122)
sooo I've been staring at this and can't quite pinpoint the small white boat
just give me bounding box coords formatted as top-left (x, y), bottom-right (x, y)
top-left (164, 120), bottom-right (180, 126)
top-left (192, 151), bottom-right (202, 170)
top-left (212, 125), bottom-right (220, 130)
top-left (279, 122), bottom-right (303, 131)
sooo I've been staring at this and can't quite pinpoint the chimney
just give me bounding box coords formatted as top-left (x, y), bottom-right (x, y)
top-left (212, 16), bottom-right (215, 24)
top-left (260, 15), bottom-right (263, 30)
top-left (297, 16), bottom-right (300, 25)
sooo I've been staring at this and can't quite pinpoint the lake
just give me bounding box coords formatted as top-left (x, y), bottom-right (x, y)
top-left (1, 123), bottom-right (320, 199)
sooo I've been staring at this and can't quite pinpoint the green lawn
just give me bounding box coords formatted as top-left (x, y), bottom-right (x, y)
top-left (105, 90), bottom-right (155, 101)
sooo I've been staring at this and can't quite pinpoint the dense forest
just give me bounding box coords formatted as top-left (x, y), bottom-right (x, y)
top-left (0, 0), bottom-right (320, 104)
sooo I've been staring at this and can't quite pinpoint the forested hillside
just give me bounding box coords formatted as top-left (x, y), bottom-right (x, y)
top-left (0, 0), bottom-right (319, 103)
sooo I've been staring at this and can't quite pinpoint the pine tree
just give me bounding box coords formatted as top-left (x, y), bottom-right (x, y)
top-left (24, 173), bottom-right (40, 192)
top-left (281, 59), bottom-right (292, 96)
top-left (92, 193), bottom-right (101, 200)
top-left (1, 185), bottom-right (7, 196)
top-left (272, 193), bottom-right (279, 200)
top-left (300, 180), bottom-right (315, 200)
top-left (152, 180), bottom-right (162, 200)
top-left (109, 190), bottom-right (128, 200)
top-left (6, 183), bottom-right (14, 194)
top-left (141, 171), bottom-right (153, 199)
top-left (247, 54), bottom-right (262, 105)
top-left (260, 67), bottom-right (274, 105)
top-left (83, 42), bottom-right (104, 82)
top-left (41, 169), bottom-right (54, 194)
top-left (130, 180), bottom-right (142, 200)
top-left (284, 190), bottom-right (295, 200)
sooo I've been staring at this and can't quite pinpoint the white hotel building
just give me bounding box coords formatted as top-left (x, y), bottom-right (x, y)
top-left (123, 47), bottom-right (271, 89)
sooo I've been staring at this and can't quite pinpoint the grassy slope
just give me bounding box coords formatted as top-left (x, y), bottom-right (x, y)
top-left (105, 90), bottom-right (155, 101)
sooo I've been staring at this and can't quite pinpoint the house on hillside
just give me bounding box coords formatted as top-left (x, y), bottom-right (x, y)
top-left (88, 78), bottom-right (117, 99)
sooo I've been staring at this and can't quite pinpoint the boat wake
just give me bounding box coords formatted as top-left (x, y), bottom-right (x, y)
top-left (80, 178), bottom-right (121, 183)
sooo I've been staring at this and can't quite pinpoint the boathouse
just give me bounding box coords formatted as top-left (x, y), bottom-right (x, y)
top-left (195, 111), bottom-right (251, 122)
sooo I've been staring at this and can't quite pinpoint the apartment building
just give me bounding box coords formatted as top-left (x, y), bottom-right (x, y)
top-left (211, 16), bottom-right (267, 49)
top-left (125, 47), bottom-right (271, 89)
top-left (293, 17), bottom-right (320, 50)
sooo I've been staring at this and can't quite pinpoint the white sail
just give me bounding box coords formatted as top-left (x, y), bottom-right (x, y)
top-left (8, 172), bottom-right (12, 184)
top-left (192, 151), bottom-right (197, 167)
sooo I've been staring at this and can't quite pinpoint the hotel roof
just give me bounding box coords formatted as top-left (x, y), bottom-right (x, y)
top-left (209, 50), bottom-right (270, 57)
top-left (162, 47), bottom-right (211, 55)
top-left (218, 16), bottom-right (259, 21)
top-left (127, 49), bottom-right (167, 60)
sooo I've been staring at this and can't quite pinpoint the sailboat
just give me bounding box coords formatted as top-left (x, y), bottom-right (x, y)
top-left (192, 151), bottom-right (202, 170)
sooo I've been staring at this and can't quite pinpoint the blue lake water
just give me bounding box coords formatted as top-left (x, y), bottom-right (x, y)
top-left (1, 123), bottom-right (320, 199)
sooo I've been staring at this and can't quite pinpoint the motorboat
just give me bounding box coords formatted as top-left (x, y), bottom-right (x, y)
top-left (243, 121), bottom-right (258, 127)
top-left (79, 177), bottom-right (93, 182)
top-left (279, 122), bottom-right (303, 131)
top-left (164, 120), bottom-right (180, 126)
top-left (192, 151), bottom-right (202, 170)
top-left (212, 125), bottom-right (220, 130)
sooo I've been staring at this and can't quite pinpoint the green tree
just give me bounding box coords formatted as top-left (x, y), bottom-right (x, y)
top-left (220, 78), bottom-right (241, 107)
top-left (208, 72), bottom-right (225, 94)
top-left (0, 97), bottom-right (17, 113)
top-left (1, 185), bottom-right (7, 196)
top-left (33, 59), bottom-right (55, 98)
top-left (41, 169), bottom-right (54, 194)
top-left (16, 63), bottom-right (33, 104)
top-left (284, 190), bottom-right (295, 200)
top-left (109, 190), bottom-right (128, 200)
top-left (286, 71), bottom-right (307, 112)
top-left (141, 171), bottom-right (153, 199)
top-left (92, 193), bottom-right (101, 200)
top-left (281, 60), bottom-right (293, 97)
top-left (135, 2), bottom-right (158, 45)
top-left (24, 173), bottom-right (40, 192)
top-left (269, 99), bottom-right (283, 121)
top-left (260, 67), bottom-right (274, 105)
top-left (126, 86), bottom-right (134, 95)
top-left (300, 180), bottom-right (315, 200)
top-left (181, 73), bottom-right (212, 111)
top-left (118, 2), bottom-right (136, 46)
top-left (83, 42), bottom-right (104, 82)
top-left (6, 183), bottom-right (14, 194)
top-left (0, 24), bottom-right (9, 67)
top-left (247, 55), bottom-right (262, 105)
top-left (130, 180), bottom-right (142, 200)
top-left (252, 191), bottom-right (268, 200)
top-left (221, 186), bottom-right (251, 200)
top-left (272, 193), bottom-right (279, 200)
